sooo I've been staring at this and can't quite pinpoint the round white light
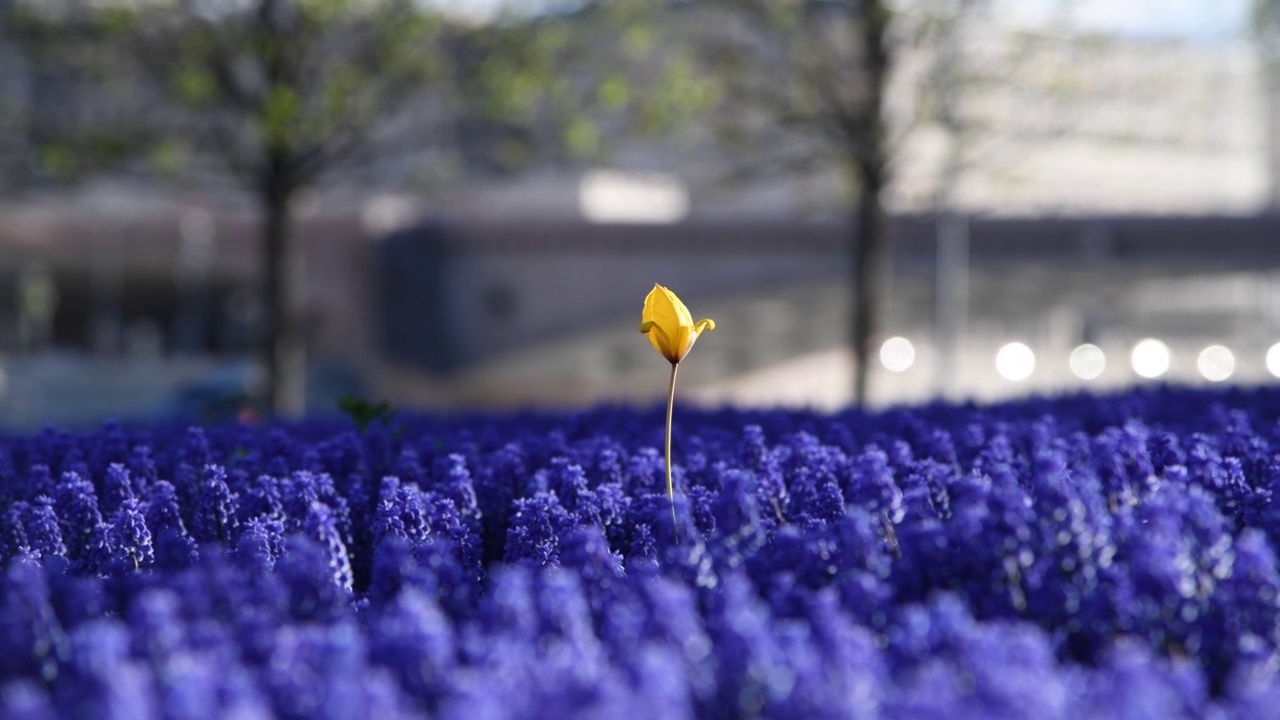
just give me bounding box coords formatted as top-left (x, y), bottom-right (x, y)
top-left (1268, 344), bottom-right (1280, 378)
top-left (1069, 343), bottom-right (1106, 380)
top-left (880, 336), bottom-right (916, 373)
top-left (995, 342), bottom-right (1035, 381)
top-left (1197, 345), bottom-right (1235, 382)
top-left (1131, 338), bottom-right (1170, 379)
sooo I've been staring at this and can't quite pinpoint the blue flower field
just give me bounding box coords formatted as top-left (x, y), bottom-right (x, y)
top-left (5, 386), bottom-right (1280, 718)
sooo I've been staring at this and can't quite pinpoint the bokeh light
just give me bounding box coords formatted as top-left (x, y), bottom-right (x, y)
top-left (879, 336), bottom-right (916, 373)
top-left (1069, 344), bottom-right (1106, 380)
top-left (1197, 345), bottom-right (1235, 382)
top-left (996, 342), bottom-right (1035, 381)
top-left (1130, 339), bottom-right (1170, 379)
top-left (1267, 343), bottom-right (1280, 378)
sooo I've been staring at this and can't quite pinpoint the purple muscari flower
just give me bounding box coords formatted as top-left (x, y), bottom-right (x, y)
top-left (106, 497), bottom-right (153, 571)
top-left (53, 470), bottom-right (102, 560)
top-left (1090, 427), bottom-right (1147, 505)
top-left (240, 473), bottom-right (286, 522)
top-left (0, 446), bottom-right (14, 500)
top-left (807, 476), bottom-right (846, 526)
top-left (362, 425), bottom-right (396, 483)
top-left (594, 446), bottom-right (626, 487)
top-left (372, 491), bottom-right (410, 548)
top-left (127, 445), bottom-right (158, 494)
top-left (472, 443), bottom-right (525, 558)
top-left (127, 588), bottom-right (186, 665)
top-left (708, 469), bottom-right (766, 568)
top-left (282, 470), bottom-right (323, 530)
top-left (373, 478), bottom-right (431, 547)
top-left (278, 534), bottom-right (351, 621)
top-left (144, 480), bottom-right (186, 535)
top-left (57, 448), bottom-right (89, 486)
top-left (90, 420), bottom-right (130, 472)
top-left (504, 491), bottom-right (574, 567)
top-left (1185, 432), bottom-right (1227, 488)
top-left (1148, 431), bottom-right (1185, 475)
top-left (81, 522), bottom-right (116, 575)
top-left (179, 426), bottom-right (212, 473)
top-left (235, 515), bottom-right (286, 573)
top-left (782, 433), bottom-right (847, 525)
top-left (702, 572), bottom-right (790, 720)
top-left (0, 679), bottom-right (58, 720)
top-left (916, 453), bottom-right (957, 515)
top-left (261, 621), bottom-right (371, 719)
top-left (1212, 406), bottom-right (1265, 466)
top-left (100, 463), bottom-right (135, 514)
top-left (742, 426), bottom-right (788, 528)
top-left (21, 464), bottom-right (55, 503)
top-left (640, 577), bottom-right (713, 687)
top-left (190, 464), bottom-right (240, 545)
top-left (536, 457), bottom-right (588, 514)
top-left (474, 565), bottom-right (540, 641)
top-left (845, 446), bottom-right (905, 525)
top-left (369, 587), bottom-right (457, 708)
top-left (22, 428), bottom-right (60, 474)
top-left (304, 501), bottom-right (355, 593)
top-left (889, 599), bottom-right (1073, 720)
top-left (533, 570), bottom-right (603, 664)
top-left (627, 523), bottom-right (660, 573)
top-left (627, 446), bottom-right (666, 497)
top-left (424, 493), bottom-right (482, 577)
top-left (153, 529), bottom-right (200, 571)
top-left (433, 453), bottom-right (481, 520)
top-left (921, 428), bottom-right (960, 467)
top-left (310, 471), bottom-right (354, 555)
top-left (262, 427), bottom-right (298, 475)
top-left (2, 501), bottom-right (31, 561)
top-left (974, 430), bottom-right (1025, 488)
top-left (801, 590), bottom-right (888, 717)
top-left (577, 481), bottom-right (631, 548)
top-left (1073, 643), bottom-right (1211, 720)
top-left (55, 619), bottom-right (157, 720)
top-left (317, 431), bottom-right (365, 483)
top-left (22, 496), bottom-right (67, 560)
top-left (684, 485), bottom-right (717, 536)
top-left (0, 557), bottom-right (68, 682)
top-left (368, 535), bottom-right (425, 605)
top-left (1192, 454), bottom-right (1256, 527)
top-left (559, 526), bottom-right (626, 610)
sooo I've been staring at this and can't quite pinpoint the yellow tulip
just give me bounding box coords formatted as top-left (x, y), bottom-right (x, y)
top-left (638, 284), bottom-right (714, 540)
top-left (639, 284), bottom-right (716, 364)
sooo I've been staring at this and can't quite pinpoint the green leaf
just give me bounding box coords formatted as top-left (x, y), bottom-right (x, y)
top-left (338, 394), bottom-right (398, 433)
top-left (564, 116), bottom-right (600, 157)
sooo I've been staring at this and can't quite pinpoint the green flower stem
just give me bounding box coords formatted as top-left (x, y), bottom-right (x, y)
top-left (666, 361), bottom-right (679, 542)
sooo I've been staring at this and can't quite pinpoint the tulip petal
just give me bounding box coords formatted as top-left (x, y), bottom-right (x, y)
top-left (679, 319), bottom-right (715, 360)
top-left (640, 285), bottom-right (711, 364)
top-left (642, 319), bottom-right (677, 362)
top-left (643, 284), bottom-right (690, 337)
top-left (674, 324), bottom-right (694, 361)
top-left (663, 286), bottom-right (694, 327)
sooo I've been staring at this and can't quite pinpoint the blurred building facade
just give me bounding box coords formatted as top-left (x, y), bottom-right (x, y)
top-left (1, 5), bottom-right (1280, 424)
top-left (429, 11), bottom-right (1274, 221)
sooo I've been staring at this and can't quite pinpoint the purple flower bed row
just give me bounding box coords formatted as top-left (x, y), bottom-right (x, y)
top-left (4, 386), bottom-right (1280, 718)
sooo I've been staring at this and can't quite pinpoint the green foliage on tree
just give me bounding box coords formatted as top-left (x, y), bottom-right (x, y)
top-left (7, 0), bottom-right (607, 415)
top-left (673, 0), bottom-right (895, 406)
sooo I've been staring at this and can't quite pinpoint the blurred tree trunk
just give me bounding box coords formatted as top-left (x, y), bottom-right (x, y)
top-left (850, 0), bottom-right (890, 408)
top-left (262, 158), bottom-right (303, 416)
top-left (851, 164), bottom-right (888, 407)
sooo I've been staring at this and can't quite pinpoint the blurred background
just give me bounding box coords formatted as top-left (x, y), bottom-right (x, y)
top-left (0, 0), bottom-right (1278, 427)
